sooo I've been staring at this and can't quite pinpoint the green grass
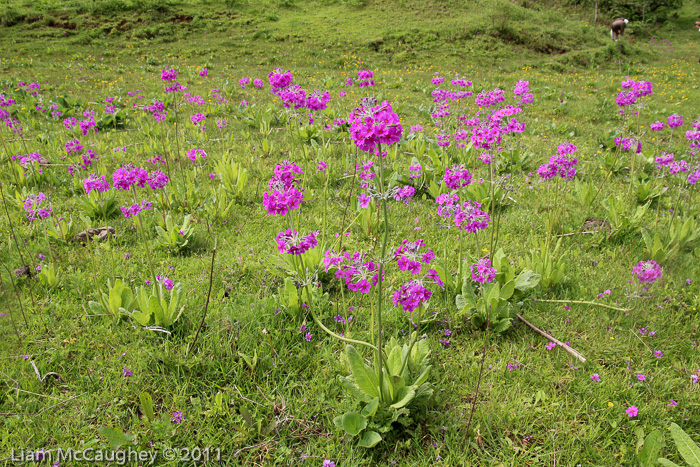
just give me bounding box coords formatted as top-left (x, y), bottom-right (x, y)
top-left (1, 0), bottom-right (700, 465)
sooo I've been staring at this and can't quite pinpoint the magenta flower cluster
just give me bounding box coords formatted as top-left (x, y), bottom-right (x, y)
top-left (347, 100), bottom-right (403, 153)
top-left (187, 148), bottom-right (207, 163)
top-left (156, 274), bottom-right (175, 290)
top-left (263, 160), bottom-right (305, 216)
top-left (632, 260), bottom-right (663, 285)
top-left (324, 250), bottom-right (378, 294)
top-left (616, 78), bottom-right (653, 114)
top-left (120, 200), bottom-right (152, 218)
top-left (357, 69), bottom-right (374, 87)
top-left (393, 280), bottom-right (433, 313)
top-left (537, 142), bottom-right (578, 180)
top-left (436, 194), bottom-right (490, 232)
top-left (394, 239), bottom-right (436, 275)
top-left (83, 174), bottom-right (111, 194)
top-left (454, 201), bottom-right (490, 232)
top-left (275, 229), bottom-right (319, 255)
top-left (443, 164), bottom-right (473, 189)
top-left (268, 69), bottom-right (293, 89)
top-left (470, 257), bottom-right (497, 283)
top-left (23, 193), bottom-right (52, 221)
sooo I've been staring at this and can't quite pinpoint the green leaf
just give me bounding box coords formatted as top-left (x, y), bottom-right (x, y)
top-left (131, 310), bottom-right (153, 326)
top-left (500, 280), bottom-right (515, 300)
top-left (390, 385), bottom-right (416, 409)
top-left (346, 346), bottom-right (379, 399)
top-left (338, 375), bottom-right (372, 402)
top-left (386, 345), bottom-right (402, 376)
top-left (361, 398), bottom-right (379, 418)
top-left (412, 365), bottom-right (431, 387)
top-left (149, 295), bottom-right (164, 325)
top-left (639, 429), bottom-right (664, 467)
top-left (514, 270), bottom-right (541, 291)
top-left (636, 427), bottom-right (646, 451)
top-left (456, 288), bottom-right (477, 315)
top-left (358, 430), bottom-right (382, 448)
top-left (341, 412), bottom-right (367, 436)
top-left (657, 459), bottom-right (682, 467)
top-left (669, 423), bottom-right (700, 467)
top-left (88, 301), bottom-right (105, 314)
top-left (139, 392), bottom-right (154, 424)
top-left (493, 318), bottom-right (513, 334)
top-left (97, 427), bottom-right (134, 450)
top-left (485, 281), bottom-right (501, 309)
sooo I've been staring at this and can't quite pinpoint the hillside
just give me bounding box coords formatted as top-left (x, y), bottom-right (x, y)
top-left (1, 0), bottom-right (698, 71)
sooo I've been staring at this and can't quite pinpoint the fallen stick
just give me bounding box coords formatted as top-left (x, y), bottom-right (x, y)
top-left (515, 314), bottom-right (586, 363)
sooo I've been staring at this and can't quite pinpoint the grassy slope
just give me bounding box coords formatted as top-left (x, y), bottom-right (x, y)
top-left (1, 1), bottom-right (700, 466)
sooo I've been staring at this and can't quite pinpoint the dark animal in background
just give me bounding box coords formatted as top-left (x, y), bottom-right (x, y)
top-left (610, 18), bottom-right (629, 41)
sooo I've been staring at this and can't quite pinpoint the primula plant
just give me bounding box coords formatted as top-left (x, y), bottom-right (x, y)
top-left (131, 275), bottom-right (184, 328)
top-left (89, 279), bottom-right (136, 323)
top-left (155, 214), bottom-right (195, 254)
top-left (456, 249), bottom-right (540, 333)
top-left (334, 335), bottom-right (433, 448)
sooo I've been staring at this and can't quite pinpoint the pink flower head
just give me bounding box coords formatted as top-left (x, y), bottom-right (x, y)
top-left (626, 406), bottom-right (638, 417)
top-left (275, 229), bottom-right (319, 255)
top-left (160, 68), bottom-right (178, 81)
top-left (443, 164), bottom-right (472, 189)
top-left (470, 257), bottom-right (497, 283)
top-left (268, 68), bottom-right (293, 89)
top-left (187, 148), bottom-right (207, 163)
top-left (668, 113), bottom-right (683, 128)
top-left (632, 260), bottom-right (663, 284)
top-left (83, 174), bottom-right (111, 194)
top-left (324, 250), bottom-right (380, 294)
top-left (394, 239), bottom-right (435, 275)
top-left (347, 98), bottom-right (403, 153)
top-left (392, 280), bottom-right (432, 313)
top-left (358, 192), bottom-right (371, 208)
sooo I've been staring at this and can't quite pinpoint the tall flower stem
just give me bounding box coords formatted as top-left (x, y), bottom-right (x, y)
top-left (457, 230), bottom-right (464, 286)
top-left (628, 150), bottom-right (637, 203)
top-left (159, 122), bottom-right (172, 180)
top-left (41, 219), bottom-right (56, 264)
top-left (298, 254), bottom-right (377, 351)
top-left (375, 141), bottom-right (389, 402)
top-left (173, 96), bottom-right (181, 169)
top-left (0, 129), bottom-right (22, 188)
top-left (488, 162), bottom-right (495, 254)
top-left (136, 215), bottom-right (157, 284)
top-left (465, 304), bottom-right (491, 438)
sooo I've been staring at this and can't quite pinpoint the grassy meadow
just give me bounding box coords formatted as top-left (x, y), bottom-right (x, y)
top-left (1, 0), bottom-right (700, 465)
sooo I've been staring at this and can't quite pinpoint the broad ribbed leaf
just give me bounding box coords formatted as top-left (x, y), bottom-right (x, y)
top-left (358, 430), bottom-right (382, 448)
top-left (669, 423), bottom-right (700, 467)
top-left (386, 345), bottom-right (402, 376)
top-left (639, 429), bottom-right (664, 467)
top-left (500, 280), bottom-right (515, 300)
top-left (390, 385), bottom-right (416, 409)
top-left (361, 398), bottom-right (379, 418)
top-left (515, 270), bottom-right (541, 291)
top-left (341, 412), bottom-right (367, 436)
top-left (346, 346), bottom-right (379, 399)
top-left (139, 392), bottom-right (154, 423)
